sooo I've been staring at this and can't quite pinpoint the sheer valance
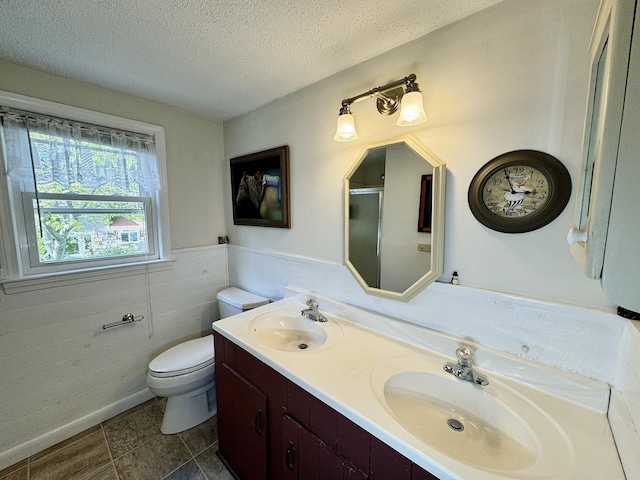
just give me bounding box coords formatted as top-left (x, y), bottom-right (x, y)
top-left (2, 109), bottom-right (160, 193)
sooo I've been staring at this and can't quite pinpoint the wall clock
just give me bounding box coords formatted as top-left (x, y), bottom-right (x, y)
top-left (468, 150), bottom-right (571, 233)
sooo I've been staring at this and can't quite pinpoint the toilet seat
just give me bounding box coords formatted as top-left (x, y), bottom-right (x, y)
top-left (148, 357), bottom-right (214, 378)
top-left (149, 335), bottom-right (214, 378)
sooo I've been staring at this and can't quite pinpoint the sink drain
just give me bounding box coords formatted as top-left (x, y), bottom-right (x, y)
top-left (297, 343), bottom-right (309, 350)
top-left (447, 419), bottom-right (464, 432)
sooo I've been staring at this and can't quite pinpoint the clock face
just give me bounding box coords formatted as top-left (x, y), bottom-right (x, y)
top-left (468, 150), bottom-right (571, 233)
top-left (481, 165), bottom-right (551, 218)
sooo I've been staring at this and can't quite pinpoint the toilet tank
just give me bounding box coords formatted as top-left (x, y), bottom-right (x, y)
top-left (217, 287), bottom-right (269, 318)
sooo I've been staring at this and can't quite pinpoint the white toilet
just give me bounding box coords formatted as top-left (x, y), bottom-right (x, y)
top-left (146, 287), bottom-right (269, 434)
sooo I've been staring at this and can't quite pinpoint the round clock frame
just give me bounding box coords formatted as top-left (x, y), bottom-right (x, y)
top-left (467, 150), bottom-right (572, 233)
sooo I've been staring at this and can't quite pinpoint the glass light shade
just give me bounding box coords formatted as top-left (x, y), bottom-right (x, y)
top-left (396, 91), bottom-right (428, 126)
top-left (334, 114), bottom-right (358, 142)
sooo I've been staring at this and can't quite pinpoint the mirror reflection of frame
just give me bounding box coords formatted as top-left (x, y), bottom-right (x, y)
top-left (343, 135), bottom-right (446, 301)
top-left (418, 174), bottom-right (433, 233)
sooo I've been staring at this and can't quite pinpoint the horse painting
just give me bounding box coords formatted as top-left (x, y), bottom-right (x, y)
top-left (236, 171), bottom-right (283, 220)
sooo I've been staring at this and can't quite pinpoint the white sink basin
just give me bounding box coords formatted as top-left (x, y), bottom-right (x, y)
top-left (371, 356), bottom-right (573, 477)
top-left (248, 310), bottom-right (343, 352)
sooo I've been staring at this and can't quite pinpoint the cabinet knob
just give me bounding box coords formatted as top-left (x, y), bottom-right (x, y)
top-left (567, 227), bottom-right (589, 245)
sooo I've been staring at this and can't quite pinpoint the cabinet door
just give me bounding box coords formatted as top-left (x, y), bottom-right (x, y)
top-left (280, 415), bottom-right (330, 480)
top-left (217, 334), bottom-right (288, 480)
top-left (217, 363), bottom-right (267, 480)
top-left (215, 358), bottom-right (233, 465)
top-left (283, 414), bottom-right (367, 480)
top-left (370, 436), bottom-right (411, 480)
top-left (370, 436), bottom-right (440, 480)
top-left (336, 413), bottom-right (370, 474)
top-left (302, 422), bottom-right (367, 480)
top-left (309, 395), bottom-right (337, 450)
top-left (285, 378), bottom-right (369, 474)
top-left (569, 0), bottom-right (637, 278)
top-left (601, 0), bottom-right (640, 312)
top-left (266, 368), bottom-right (288, 480)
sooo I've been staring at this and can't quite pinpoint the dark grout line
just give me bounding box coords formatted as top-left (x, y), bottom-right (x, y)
top-left (99, 424), bottom-right (119, 480)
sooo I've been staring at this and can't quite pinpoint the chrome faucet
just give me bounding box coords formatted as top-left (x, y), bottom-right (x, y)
top-left (443, 345), bottom-right (489, 386)
top-left (301, 298), bottom-right (327, 322)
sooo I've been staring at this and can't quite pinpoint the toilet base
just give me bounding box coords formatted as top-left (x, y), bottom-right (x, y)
top-left (160, 383), bottom-right (216, 434)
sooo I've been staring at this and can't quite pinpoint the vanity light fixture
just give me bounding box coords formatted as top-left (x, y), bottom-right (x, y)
top-left (333, 73), bottom-right (428, 142)
top-left (334, 103), bottom-right (358, 141)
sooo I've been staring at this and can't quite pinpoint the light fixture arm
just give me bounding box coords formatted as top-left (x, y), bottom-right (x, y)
top-left (339, 74), bottom-right (418, 109)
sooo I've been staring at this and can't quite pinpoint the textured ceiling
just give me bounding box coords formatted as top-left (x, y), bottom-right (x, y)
top-left (0, 0), bottom-right (503, 120)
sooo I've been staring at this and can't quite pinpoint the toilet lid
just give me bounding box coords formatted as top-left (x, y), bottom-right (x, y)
top-left (149, 335), bottom-right (215, 374)
top-left (216, 287), bottom-right (269, 310)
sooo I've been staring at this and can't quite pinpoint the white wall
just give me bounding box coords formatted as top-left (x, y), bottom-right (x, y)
top-left (0, 62), bottom-right (229, 468)
top-left (223, 0), bottom-right (614, 311)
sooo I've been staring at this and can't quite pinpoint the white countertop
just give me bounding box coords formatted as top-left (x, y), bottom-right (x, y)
top-left (212, 293), bottom-right (625, 480)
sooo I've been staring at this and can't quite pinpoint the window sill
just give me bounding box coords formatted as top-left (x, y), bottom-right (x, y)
top-left (1, 258), bottom-right (176, 295)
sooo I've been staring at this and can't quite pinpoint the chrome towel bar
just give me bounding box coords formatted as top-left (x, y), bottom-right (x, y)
top-left (103, 313), bottom-right (144, 330)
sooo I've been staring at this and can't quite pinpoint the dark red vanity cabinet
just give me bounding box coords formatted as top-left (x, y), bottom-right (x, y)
top-left (412, 465), bottom-right (440, 480)
top-left (285, 380), bottom-right (370, 475)
top-left (370, 435), bottom-right (411, 480)
top-left (217, 364), bottom-right (267, 480)
top-left (282, 414), bottom-right (367, 480)
top-left (214, 332), bottom-right (288, 479)
top-left (370, 436), bottom-right (439, 480)
top-left (213, 333), bottom-right (441, 480)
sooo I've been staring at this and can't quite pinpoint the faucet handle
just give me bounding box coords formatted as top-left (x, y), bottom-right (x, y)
top-left (455, 345), bottom-right (473, 365)
top-left (306, 298), bottom-right (318, 309)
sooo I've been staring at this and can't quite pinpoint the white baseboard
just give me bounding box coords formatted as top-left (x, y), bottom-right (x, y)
top-left (0, 388), bottom-right (155, 471)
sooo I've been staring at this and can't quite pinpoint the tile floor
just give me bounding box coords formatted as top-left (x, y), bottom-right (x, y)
top-left (0, 398), bottom-right (233, 480)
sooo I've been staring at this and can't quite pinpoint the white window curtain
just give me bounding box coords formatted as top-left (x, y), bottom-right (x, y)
top-left (2, 110), bottom-right (160, 193)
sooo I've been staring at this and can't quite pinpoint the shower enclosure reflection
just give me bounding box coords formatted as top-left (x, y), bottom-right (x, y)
top-left (344, 136), bottom-right (445, 301)
top-left (349, 187), bottom-right (384, 288)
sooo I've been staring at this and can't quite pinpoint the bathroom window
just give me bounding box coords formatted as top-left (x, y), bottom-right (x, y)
top-left (0, 91), bottom-right (172, 292)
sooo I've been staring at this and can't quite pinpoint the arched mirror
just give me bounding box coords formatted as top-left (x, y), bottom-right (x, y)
top-left (344, 135), bottom-right (445, 301)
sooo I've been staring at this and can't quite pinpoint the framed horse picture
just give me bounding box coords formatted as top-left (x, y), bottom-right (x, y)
top-left (230, 145), bottom-right (291, 228)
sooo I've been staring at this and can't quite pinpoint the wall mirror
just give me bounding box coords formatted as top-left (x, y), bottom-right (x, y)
top-left (344, 135), bottom-right (446, 301)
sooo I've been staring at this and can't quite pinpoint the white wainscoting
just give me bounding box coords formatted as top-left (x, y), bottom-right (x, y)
top-left (623, 322), bottom-right (640, 429)
top-left (0, 246), bottom-right (228, 470)
top-left (227, 245), bottom-right (626, 384)
top-left (610, 322), bottom-right (640, 478)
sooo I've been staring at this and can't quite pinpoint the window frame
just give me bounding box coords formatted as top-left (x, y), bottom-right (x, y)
top-left (21, 192), bottom-right (155, 272)
top-left (0, 90), bottom-right (173, 293)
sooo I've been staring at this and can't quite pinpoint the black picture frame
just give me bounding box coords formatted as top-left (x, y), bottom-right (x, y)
top-left (467, 150), bottom-right (571, 233)
top-left (417, 174), bottom-right (433, 233)
top-left (230, 145), bottom-right (291, 228)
